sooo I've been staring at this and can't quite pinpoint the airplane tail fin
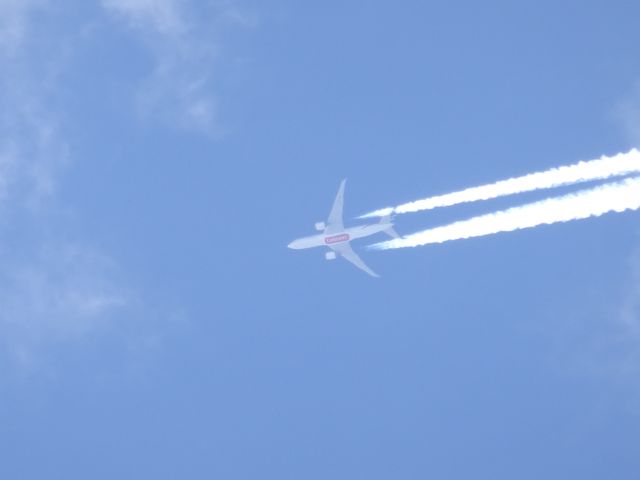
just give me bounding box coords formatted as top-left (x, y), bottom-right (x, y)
top-left (379, 215), bottom-right (401, 239)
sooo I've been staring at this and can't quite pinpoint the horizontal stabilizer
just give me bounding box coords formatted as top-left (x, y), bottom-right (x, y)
top-left (379, 215), bottom-right (401, 239)
top-left (384, 226), bottom-right (401, 239)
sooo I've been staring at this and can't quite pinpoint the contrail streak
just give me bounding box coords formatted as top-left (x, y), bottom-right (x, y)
top-left (369, 177), bottom-right (640, 250)
top-left (360, 149), bottom-right (640, 218)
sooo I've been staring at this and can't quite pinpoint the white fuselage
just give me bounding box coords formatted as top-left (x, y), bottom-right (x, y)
top-left (288, 223), bottom-right (391, 250)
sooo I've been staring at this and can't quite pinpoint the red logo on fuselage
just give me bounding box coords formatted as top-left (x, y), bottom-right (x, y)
top-left (325, 233), bottom-right (350, 244)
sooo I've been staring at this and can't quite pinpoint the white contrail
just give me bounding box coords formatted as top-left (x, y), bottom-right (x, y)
top-left (360, 149), bottom-right (640, 218)
top-left (369, 177), bottom-right (640, 250)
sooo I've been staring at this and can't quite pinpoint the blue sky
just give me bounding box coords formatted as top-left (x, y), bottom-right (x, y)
top-left (2, 1), bottom-right (640, 478)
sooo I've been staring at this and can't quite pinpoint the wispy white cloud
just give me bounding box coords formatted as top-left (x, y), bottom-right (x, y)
top-left (613, 247), bottom-right (640, 383)
top-left (621, 248), bottom-right (640, 334)
top-left (0, 1), bottom-right (69, 210)
top-left (101, 0), bottom-right (186, 34)
top-left (0, 245), bottom-right (129, 368)
top-left (614, 82), bottom-right (640, 148)
top-left (101, 0), bottom-right (255, 133)
top-left (0, 0), bottom-right (252, 371)
top-left (572, 248), bottom-right (640, 408)
top-left (540, 229), bottom-right (640, 411)
top-left (0, 143), bottom-right (18, 203)
top-left (0, 1), bottom-right (134, 370)
top-left (0, 0), bottom-right (45, 55)
top-left (0, 101), bottom-right (69, 211)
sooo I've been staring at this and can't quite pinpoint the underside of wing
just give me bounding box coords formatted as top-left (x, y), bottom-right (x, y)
top-left (324, 179), bottom-right (346, 234)
top-left (330, 242), bottom-right (379, 277)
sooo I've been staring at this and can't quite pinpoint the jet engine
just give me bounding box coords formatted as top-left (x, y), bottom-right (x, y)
top-left (325, 251), bottom-right (336, 260)
top-left (315, 222), bottom-right (326, 231)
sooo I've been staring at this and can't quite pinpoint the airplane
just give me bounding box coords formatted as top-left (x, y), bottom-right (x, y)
top-left (287, 179), bottom-right (401, 277)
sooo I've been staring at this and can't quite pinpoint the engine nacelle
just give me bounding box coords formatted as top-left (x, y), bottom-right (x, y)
top-left (325, 251), bottom-right (336, 261)
top-left (315, 221), bottom-right (326, 231)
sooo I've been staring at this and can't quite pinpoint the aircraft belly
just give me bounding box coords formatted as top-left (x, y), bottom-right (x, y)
top-left (289, 235), bottom-right (326, 249)
top-left (288, 179), bottom-right (394, 277)
top-left (324, 233), bottom-right (350, 245)
top-left (347, 226), bottom-right (382, 240)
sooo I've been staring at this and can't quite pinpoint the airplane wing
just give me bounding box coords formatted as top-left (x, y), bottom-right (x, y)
top-left (324, 179), bottom-right (346, 234)
top-left (330, 242), bottom-right (379, 278)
